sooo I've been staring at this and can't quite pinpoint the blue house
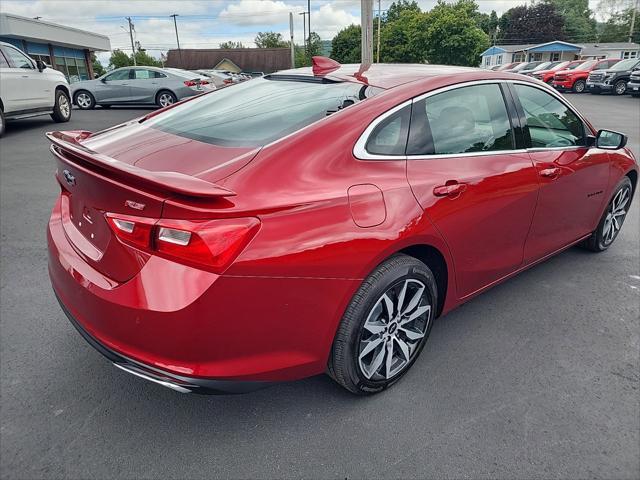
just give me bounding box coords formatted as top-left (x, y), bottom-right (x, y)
top-left (481, 40), bottom-right (639, 68)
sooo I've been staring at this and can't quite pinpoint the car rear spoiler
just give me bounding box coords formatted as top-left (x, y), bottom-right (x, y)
top-left (46, 130), bottom-right (236, 198)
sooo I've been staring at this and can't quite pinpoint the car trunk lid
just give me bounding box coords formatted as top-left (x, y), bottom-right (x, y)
top-left (47, 129), bottom-right (254, 283)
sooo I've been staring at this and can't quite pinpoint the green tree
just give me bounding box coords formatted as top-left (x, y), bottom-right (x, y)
top-left (133, 48), bottom-right (162, 67)
top-left (385, 0), bottom-right (421, 22)
top-left (331, 25), bottom-right (362, 63)
top-left (475, 10), bottom-right (499, 37)
top-left (294, 32), bottom-right (324, 67)
top-left (551, 0), bottom-right (597, 42)
top-left (255, 31), bottom-right (289, 48)
top-left (108, 49), bottom-right (131, 69)
top-left (91, 52), bottom-right (106, 77)
top-left (380, 7), bottom-right (427, 62)
top-left (219, 41), bottom-right (245, 49)
top-left (499, 3), bottom-right (566, 43)
top-left (599, 6), bottom-right (640, 42)
top-left (421, 0), bottom-right (490, 66)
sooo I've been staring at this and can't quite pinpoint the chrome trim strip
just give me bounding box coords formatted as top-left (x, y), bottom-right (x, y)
top-left (353, 78), bottom-right (592, 161)
top-left (113, 363), bottom-right (192, 393)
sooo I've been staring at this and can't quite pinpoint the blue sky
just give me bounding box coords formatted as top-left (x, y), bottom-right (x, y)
top-left (2, 0), bottom-right (603, 63)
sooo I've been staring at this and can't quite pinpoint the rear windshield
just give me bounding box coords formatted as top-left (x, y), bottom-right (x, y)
top-left (145, 77), bottom-right (373, 147)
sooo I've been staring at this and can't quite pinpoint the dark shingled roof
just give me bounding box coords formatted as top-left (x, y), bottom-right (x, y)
top-left (165, 48), bottom-right (292, 73)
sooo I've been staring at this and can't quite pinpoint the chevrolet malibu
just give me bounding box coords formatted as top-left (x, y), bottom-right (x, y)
top-left (47, 58), bottom-right (638, 395)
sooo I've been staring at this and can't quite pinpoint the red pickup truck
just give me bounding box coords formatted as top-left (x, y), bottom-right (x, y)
top-left (553, 58), bottom-right (620, 93)
top-left (529, 60), bottom-right (584, 84)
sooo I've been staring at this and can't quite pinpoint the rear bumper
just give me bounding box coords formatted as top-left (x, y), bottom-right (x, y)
top-left (56, 293), bottom-right (271, 394)
top-left (48, 195), bottom-right (358, 388)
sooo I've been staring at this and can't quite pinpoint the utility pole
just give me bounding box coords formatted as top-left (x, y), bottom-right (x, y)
top-left (307, 0), bottom-right (311, 60)
top-left (170, 14), bottom-right (182, 67)
top-left (299, 11), bottom-right (308, 58)
top-left (376, 0), bottom-right (381, 63)
top-left (361, 0), bottom-right (374, 66)
top-left (289, 12), bottom-right (295, 68)
top-left (629, 0), bottom-right (638, 43)
top-left (126, 16), bottom-right (137, 66)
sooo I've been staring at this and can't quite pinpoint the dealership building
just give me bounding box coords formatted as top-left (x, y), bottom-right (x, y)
top-left (0, 13), bottom-right (110, 82)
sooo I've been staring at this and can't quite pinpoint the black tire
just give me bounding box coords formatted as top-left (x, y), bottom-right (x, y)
top-left (0, 108), bottom-right (5, 137)
top-left (581, 176), bottom-right (633, 252)
top-left (572, 79), bottom-right (586, 93)
top-left (156, 90), bottom-right (177, 108)
top-left (613, 80), bottom-right (628, 95)
top-left (74, 90), bottom-right (95, 110)
top-left (328, 254), bottom-right (437, 395)
top-left (50, 89), bottom-right (71, 123)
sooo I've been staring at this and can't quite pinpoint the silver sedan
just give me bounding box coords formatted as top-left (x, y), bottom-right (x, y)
top-left (71, 66), bottom-right (215, 109)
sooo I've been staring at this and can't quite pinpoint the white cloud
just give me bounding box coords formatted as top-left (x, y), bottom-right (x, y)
top-left (311, 4), bottom-right (359, 38)
top-left (219, 0), bottom-right (304, 25)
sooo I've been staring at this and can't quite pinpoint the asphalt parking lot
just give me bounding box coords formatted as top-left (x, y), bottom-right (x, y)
top-left (1, 95), bottom-right (639, 479)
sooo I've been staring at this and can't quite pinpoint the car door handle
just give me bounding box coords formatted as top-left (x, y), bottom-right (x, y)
top-left (21, 75), bottom-right (29, 78)
top-left (539, 167), bottom-right (561, 179)
top-left (433, 181), bottom-right (467, 197)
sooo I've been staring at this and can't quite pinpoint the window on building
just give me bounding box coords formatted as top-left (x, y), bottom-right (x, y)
top-left (551, 52), bottom-right (561, 61)
top-left (513, 53), bottom-right (525, 62)
top-left (484, 56), bottom-right (491, 67)
top-left (3, 45), bottom-right (34, 69)
top-left (513, 84), bottom-right (585, 148)
top-left (497, 55), bottom-right (503, 65)
top-left (622, 50), bottom-right (638, 59)
top-left (25, 41), bottom-right (51, 67)
top-left (52, 46), bottom-right (88, 83)
top-left (530, 53), bottom-right (543, 61)
top-left (407, 84), bottom-right (514, 156)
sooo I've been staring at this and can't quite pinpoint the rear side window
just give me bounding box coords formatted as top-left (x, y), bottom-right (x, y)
top-left (134, 69), bottom-right (156, 79)
top-left (365, 105), bottom-right (410, 155)
top-left (146, 77), bottom-right (373, 147)
top-left (513, 84), bottom-right (585, 148)
top-left (407, 84), bottom-right (514, 155)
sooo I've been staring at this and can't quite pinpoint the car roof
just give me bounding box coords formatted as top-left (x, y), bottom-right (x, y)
top-left (273, 63), bottom-right (479, 89)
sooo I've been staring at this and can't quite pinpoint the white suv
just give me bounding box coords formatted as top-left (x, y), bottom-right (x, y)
top-left (0, 41), bottom-right (71, 136)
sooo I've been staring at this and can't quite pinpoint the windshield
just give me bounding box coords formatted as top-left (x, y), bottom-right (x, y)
top-left (565, 61), bottom-right (583, 70)
top-left (145, 77), bottom-right (374, 147)
top-left (532, 62), bottom-right (553, 71)
top-left (574, 60), bottom-right (597, 71)
top-left (610, 58), bottom-right (640, 71)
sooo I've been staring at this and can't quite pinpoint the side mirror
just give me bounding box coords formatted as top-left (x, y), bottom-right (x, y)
top-left (100, 77), bottom-right (107, 83)
top-left (595, 129), bottom-right (628, 150)
top-left (36, 59), bottom-right (46, 72)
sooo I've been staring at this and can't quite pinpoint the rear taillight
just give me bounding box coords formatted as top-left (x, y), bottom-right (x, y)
top-left (105, 213), bottom-right (260, 273)
top-left (184, 80), bottom-right (209, 87)
top-left (223, 79), bottom-right (233, 84)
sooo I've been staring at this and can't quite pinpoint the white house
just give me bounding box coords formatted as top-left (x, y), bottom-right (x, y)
top-left (481, 40), bottom-right (640, 68)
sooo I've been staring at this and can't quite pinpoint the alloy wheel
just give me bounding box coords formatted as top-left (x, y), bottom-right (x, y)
top-left (59, 95), bottom-right (70, 119)
top-left (615, 81), bottom-right (627, 95)
top-left (158, 93), bottom-right (175, 107)
top-left (602, 186), bottom-right (631, 246)
top-left (76, 93), bottom-right (92, 109)
top-left (574, 81), bottom-right (585, 93)
top-left (358, 279), bottom-right (431, 381)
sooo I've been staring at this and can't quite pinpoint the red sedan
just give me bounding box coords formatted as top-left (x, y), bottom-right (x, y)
top-left (47, 58), bottom-right (638, 395)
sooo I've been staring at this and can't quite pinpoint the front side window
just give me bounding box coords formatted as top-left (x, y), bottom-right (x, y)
top-left (514, 84), bottom-right (585, 148)
top-left (0, 51), bottom-right (9, 68)
top-left (407, 84), bottom-right (514, 156)
top-left (3, 46), bottom-right (34, 69)
top-left (105, 69), bottom-right (130, 81)
top-left (146, 77), bottom-right (375, 147)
